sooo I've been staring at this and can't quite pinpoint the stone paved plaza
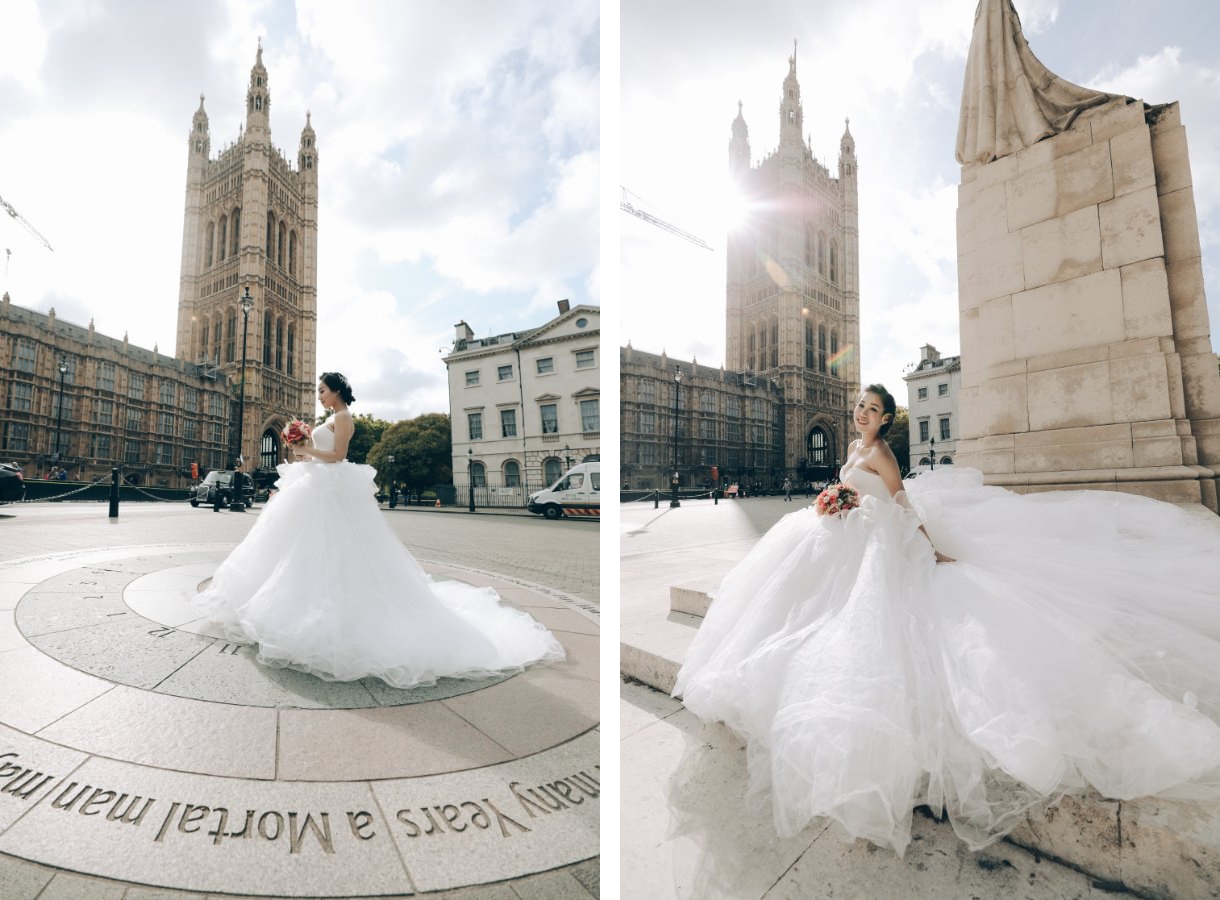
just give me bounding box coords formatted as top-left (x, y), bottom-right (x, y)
top-left (0, 501), bottom-right (599, 899)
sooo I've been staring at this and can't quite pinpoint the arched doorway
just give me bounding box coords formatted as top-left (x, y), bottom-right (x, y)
top-left (805, 423), bottom-right (836, 482)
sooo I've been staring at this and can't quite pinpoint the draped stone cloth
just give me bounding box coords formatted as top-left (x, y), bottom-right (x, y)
top-left (956, 0), bottom-right (1129, 165)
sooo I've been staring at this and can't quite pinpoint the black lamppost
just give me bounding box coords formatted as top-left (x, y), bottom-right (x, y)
top-left (53, 357), bottom-right (68, 463)
top-left (467, 446), bottom-right (476, 512)
top-left (564, 444), bottom-right (573, 470)
top-left (929, 436), bottom-right (936, 472)
top-left (387, 454), bottom-right (396, 507)
top-left (670, 367), bottom-right (682, 508)
top-left (231, 286), bottom-right (254, 510)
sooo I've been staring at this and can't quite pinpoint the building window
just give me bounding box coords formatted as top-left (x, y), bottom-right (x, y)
top-left (184, 419), bottom-right (199, 442)
top-left (580, 399), bottom-right (599, 432)
top-left (940, 418), bottom-right (951, 441)
top-left (829, 240), bottom-right (839, 285)
top-left (727, 396), bottom-right (740, 419)
top-left (205, 222), bottom-right (215, 267)
top-left (498, 365), bottom-right (513, 382)
top-left (830, 331), bottom-right (840, 378)
top-left (160, 381), bottom-right (176, 405)
top-left (818, 326), bottom-right (827, 374)
top-left (465, 370), bottom-right (480, 386)
top-left (126, 408), bottom-right (141, 431)
top-left (640, 442), bottom-right (657, 465)
top-left (941, 456), bottom-right (954, 466)
top-left (700, 392), bottom-right (715, 414)
top-left (125, 441), bottom-right (142, 465)
top-left (209, 394), bottom-right (224, 417)
top-left (226, 312), bottom-right (237, 362)
top-left (128, 373), bottom-right (145, 400)
top-left (919, 420), bottom-right (930, 442)
top-left (805, 320), bottom-right (814, 369)
top-left (158, 412), bottom-right (175, 436)
top-left (468, 412), bottom-right (483, 441)
top-left (184, 388), bottom-right (199, 413)
top-left (639, 380), bottom-right (655, 403)
top-left (210, 422), bottom-right (223, 444)
top-left (275, 318), bottom-right (284, 371)
top-left (699, 419), bottom-right (715, 441)
top-left (231, 208), bottom-right (241, 257)
top-left (9, 383), bottom-right (32, 412)
top-left (504, 460), bottom-right (521, 487)
top-left (94, 400), bottom-right (114, 426)
top-left (540, 404), bottom-right (558, 434)
top-left (263, 311), bottom-right (273, 365)
top-left (90, 434), bottom-right (111, 459)
top-left (500, 409), bottom-right (517, 438)
top-left (287, 324), bottom-right (295, 376)
top-left (13, 339), bottom-right (37, 374)
top-left (3, 423), bottom-right (29, 452)
top-left (575, 349), bottom-right (595, 369)
top-left (470, 462), bottom-right (487, 488)
top-left (156, 443), bottom-right (174, 466)
top-left (536, 357), bottom-right (554, 375)
top-left (543, 457), bottom-right (563, 484)
top-left (917, 387), bottom-right (928, 400)
top-left (939, 383), bottom-right (949, 397)
top-left (288, 230), bottom-right (297, 276)
top-left (640, 411), bottom-right (655, 433)
top-left (53, 394), bottom-right (74, 422)
top-left (261, 432), bottom-right (279, 469)
top-left (96, 362), bottom-right (115, 392)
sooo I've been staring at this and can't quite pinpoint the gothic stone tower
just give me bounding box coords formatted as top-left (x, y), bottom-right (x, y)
top-left (175, 42), bottom-right (319, 474)
top-left (725, 46), bottom-right (861, 479)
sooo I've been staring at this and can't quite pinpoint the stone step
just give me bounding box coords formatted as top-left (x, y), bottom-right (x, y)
top-left (623, 582), bottom-right (1220, 900)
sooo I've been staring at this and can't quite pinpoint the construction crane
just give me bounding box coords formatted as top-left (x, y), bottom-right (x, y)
top-left (620, 186), bottom-right (713, 251)
top-left (0, 192), bottom-right (54, 253)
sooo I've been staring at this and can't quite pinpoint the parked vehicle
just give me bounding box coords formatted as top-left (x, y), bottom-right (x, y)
top-left (190, 470), bottom-right (255, 509)
top-left (0, 462), bottom-right (25, 504)
top-left (527, 461), bottom-right (600, 520)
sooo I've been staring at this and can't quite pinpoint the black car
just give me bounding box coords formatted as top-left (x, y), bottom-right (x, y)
top-left (190, 470), bottom-right (255, 509)
top-left (0, 463), bottom-right (24, 504)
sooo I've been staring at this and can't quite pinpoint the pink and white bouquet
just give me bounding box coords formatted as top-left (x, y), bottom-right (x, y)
top-left (814, 482), bottom-right (860, 517)
top-left (281, 419), bottom-right (313, 447)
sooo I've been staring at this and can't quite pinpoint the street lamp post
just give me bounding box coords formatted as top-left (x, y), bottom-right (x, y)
top-left (387, 454), bottom-right (396, 508)
top-left (670, 367), bottom-right (682, 508)
top-left (929, 435), bottom-right (936, 472)
top-left (230, 286), bottom-right (255, 511)
top-left (467, 447), bottom-right (476, 512)
top-left (53, 357), bottom-right (68, 464)
top-left (564, 444), bottom-right (573, 471)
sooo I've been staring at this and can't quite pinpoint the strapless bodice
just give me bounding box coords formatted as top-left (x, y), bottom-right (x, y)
top-left (313, 424), bottom-right (335, 452)
top-left (842, 467), bottom-right (893, 502)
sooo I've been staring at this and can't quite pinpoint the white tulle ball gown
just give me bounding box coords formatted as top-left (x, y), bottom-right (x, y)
top-left (193, 423), bottom-right (565, 688)
top-left (672, 466), bottom-right (1220, 855)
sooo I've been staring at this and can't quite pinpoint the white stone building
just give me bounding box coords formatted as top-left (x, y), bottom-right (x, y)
top-left (903, 344), bottom-right (961, 470)
top-left (444, 302), bottom-right (600, 505)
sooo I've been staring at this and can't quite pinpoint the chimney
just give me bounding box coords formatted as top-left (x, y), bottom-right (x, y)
top-left (557, 298), bottom-right (570, 314)
top-left (920, 344), bottom-right (939, 363)
top-left (454, 320), bottom-right (474, 342)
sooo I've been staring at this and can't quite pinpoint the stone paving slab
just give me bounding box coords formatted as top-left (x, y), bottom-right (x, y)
top-left (0, 531), bottom-right (598, 897)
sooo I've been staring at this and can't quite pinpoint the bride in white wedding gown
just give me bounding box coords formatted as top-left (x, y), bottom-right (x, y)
top-left (673, 384), bottom-right (1220, 855)
top-left (193, 372), bottom-right (565, 688)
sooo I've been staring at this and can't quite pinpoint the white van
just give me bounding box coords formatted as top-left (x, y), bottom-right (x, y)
top-left (527, 461), bottom-right (600, 520)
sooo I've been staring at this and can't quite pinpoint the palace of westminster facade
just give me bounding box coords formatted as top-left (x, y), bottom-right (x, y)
top-left (0, 46), bottom-right (317, 486)
top-left (622, 50), bottom-right (861, 491)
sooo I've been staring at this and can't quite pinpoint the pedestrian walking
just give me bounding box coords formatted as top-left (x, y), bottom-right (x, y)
top-left (782, 477), bottom-right (793, 502)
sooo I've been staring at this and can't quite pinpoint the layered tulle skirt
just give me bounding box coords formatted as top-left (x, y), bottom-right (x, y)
top-left (673, 468), bottom-right (1220, 854)
top-left (193, 460), bottom-right (564, 688)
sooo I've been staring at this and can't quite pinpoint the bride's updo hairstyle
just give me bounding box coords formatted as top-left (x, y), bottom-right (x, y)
top-left (864, 383), bottom-right (897, 437)
top-left (320, 372), bottom-right (356, 405)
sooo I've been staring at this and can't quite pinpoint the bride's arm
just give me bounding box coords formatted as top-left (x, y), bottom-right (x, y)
top-left (295, 414), bottom-right (353, 463)
top-left (874, 447), bottom-right (954, 563)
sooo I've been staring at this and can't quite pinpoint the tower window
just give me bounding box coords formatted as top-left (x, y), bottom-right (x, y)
top-left (287, 324), bottom-right (295, 376)
top-left (819, 325), bottom-right (827, 374)
top-left (830, 331), bottom-right (840, 378)
top-left (263, 311), bottom-right (273, 365)
top-left (277, 222), bottom-right (286, 268)
top-left (830, 241), bottom-right (839, 285)
top-left (226, 311), bottom-right (237, 363)
top-left (288, 230), bottom-right (297, 276)
top-left (205, 222), bottom-right (215, 268)
top-left (266, 213), bottom-right (274, 256)
top-left (231, 208), bottom-right (240, 257)
top-left (217, 214), bottom-right (227, 262)
top-left (275, 318), bottom-right (284, 371)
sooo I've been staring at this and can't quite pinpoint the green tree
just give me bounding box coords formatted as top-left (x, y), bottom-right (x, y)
top-left (346, 414), bottom-right (391, 466)
top-left (886, 407), bottom-right (911, 476)
top-left (367, 413), bottom-right (452, 496)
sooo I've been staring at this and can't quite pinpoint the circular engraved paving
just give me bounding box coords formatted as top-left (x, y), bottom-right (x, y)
top-left (15, 552), bottom-right (510, 709)
top-left (0, 544), bottom-right (599, 896)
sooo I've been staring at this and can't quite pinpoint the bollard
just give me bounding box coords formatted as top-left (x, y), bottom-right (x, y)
top-left (653, 490), bottom-right (659, 510)
top-left (714, 488), bottom-right (718, 505)
top-left (108, 467), bottom-right (120, 518)
top-left (213, 486), bottom-right (223, 512)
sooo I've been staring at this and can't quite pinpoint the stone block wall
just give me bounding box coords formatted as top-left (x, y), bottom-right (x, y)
top-left (956, 98), bottom-right (1220, 510)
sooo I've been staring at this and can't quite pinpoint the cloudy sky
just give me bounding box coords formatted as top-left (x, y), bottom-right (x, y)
top-left (621, 0), bottom-right (1220, 397)
top-left (0, 0), bottom-right (599, 421)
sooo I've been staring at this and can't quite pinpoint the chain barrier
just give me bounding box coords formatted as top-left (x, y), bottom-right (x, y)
top-left (22, 476), bottom-right (110, 502)
top-left (126, 484), bottom-right (190, 503)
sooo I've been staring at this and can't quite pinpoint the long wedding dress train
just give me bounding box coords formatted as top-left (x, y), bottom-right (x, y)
top-left (193, 423), bottom-right (565, 688)
top-left (673, 467), bottom-right (1220, 854)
